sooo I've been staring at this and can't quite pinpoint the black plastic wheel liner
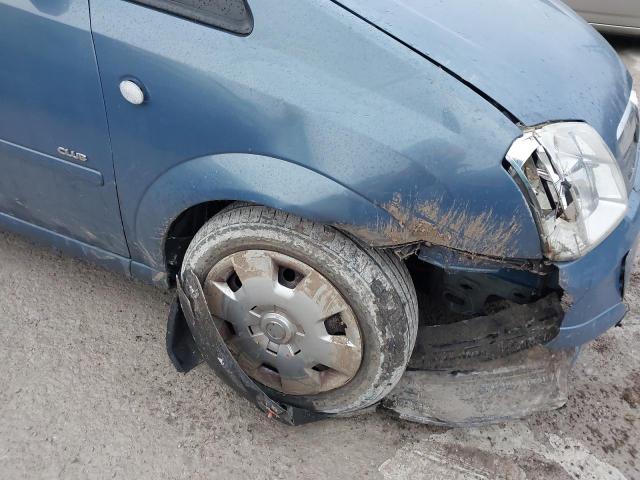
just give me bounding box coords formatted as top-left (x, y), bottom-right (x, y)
top-left (408, 293), bottom-right (564, 370)
top-left (168, 269), bottom-right (329, 426)
top-left (166, 297), bottom-right (203, 373)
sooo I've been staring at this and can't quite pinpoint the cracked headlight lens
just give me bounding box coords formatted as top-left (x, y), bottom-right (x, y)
top-left (505, 122), bottom-right (628, 261)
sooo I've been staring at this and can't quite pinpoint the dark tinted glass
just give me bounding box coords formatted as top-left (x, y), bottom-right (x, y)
top-left (129, 0), bottom-right (253, 35)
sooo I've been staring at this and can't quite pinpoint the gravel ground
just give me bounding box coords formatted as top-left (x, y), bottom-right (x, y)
top-left (1, 35), bottom-right (640, 480)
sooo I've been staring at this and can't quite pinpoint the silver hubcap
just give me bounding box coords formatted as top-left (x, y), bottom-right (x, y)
top-left (262, 312), bottom-right (295, 343)
top-left (203, 250), bottom-right (363, 395)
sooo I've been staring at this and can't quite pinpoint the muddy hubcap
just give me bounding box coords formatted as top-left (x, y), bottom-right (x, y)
top-left (203, 250), bottom-right (363, 395)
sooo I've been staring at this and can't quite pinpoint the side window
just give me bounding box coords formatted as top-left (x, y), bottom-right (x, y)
top-left (129, 0), bottom-right (253, 35)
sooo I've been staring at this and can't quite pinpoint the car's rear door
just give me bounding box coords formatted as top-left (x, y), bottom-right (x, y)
top-left (564, 0), bottom-right (640, 29)
top-left (0, 0), bottom-right (128, 256)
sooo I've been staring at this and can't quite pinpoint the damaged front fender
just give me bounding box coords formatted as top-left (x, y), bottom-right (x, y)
top-left (338, 182), bottom-right (542, 260)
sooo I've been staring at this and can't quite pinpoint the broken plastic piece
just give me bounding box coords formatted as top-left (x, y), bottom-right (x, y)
top-left (410, 294), bottom-right (564, 370)
top-left (382, 346), bottom-right (576, 427)
top-left (174, 269), bottom-right (329, 426)
top-left (166, 297), bottom-right (203, 373)
top-left (168, 271), bottom-right (577, 427)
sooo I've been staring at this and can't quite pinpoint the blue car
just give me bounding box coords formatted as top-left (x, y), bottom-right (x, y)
top-left (1, 0), bottom-right (638, 420)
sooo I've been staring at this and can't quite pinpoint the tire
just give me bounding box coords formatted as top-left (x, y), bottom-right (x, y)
top-left (181, 203), bottom-right (418, 414)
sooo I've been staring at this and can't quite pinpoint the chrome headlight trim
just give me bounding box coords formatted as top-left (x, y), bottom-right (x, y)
top-left (505, 122), bottom-right (629, 261)
top-left (617, 90), bottom-right (638, 140)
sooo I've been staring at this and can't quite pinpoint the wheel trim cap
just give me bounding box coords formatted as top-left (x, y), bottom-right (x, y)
top-left (203, 250), bottom-right (363, 395)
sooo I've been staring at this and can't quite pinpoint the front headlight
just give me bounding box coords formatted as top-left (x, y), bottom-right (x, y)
top-left (505, 122), bottom-right (628, 261)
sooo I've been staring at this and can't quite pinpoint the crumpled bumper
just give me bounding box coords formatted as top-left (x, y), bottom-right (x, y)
top-left (381, 346), bottom-right (576, 427)
top-left (383, 149), bottom-right (640, 426)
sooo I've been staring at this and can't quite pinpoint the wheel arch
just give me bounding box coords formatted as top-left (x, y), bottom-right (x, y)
top-left (131, 152), bottom-right (401, 281)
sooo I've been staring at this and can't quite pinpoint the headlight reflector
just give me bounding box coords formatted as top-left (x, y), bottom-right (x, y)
top-left (506, 122), bottom-right (628, 261)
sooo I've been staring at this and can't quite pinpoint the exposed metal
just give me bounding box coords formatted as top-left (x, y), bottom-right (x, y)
top-left (504, 116), bottom-right (636, 261)
top-left (504, 130), bottom-right (564, 227)
top-left (203, 250), bottom-right (363, 395)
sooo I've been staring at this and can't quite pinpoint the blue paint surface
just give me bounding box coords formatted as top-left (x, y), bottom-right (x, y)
top-left (549, 151), bottom-right (640, 348)
top-left (88, 0), bottom-right (542, 265)
top-left (0, 0), bottom-right (637, 348)
top-left (335, 0), bottom-right (632, 151)
top-left (0, 1), bottom-right (129, 256)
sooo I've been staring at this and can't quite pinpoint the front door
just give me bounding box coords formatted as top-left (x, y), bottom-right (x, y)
top-left (0, 0), bottom-right (128, 256)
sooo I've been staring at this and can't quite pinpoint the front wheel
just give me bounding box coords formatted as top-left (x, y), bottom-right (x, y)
top-left (181, 203), bottom-right (418, 414)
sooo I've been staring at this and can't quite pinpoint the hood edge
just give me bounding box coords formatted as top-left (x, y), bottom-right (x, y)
top-left (329, 0), bottom-right (521, 125)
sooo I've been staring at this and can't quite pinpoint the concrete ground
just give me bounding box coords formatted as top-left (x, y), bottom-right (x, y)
top-left (2, 36), bottom-right (640, 480)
